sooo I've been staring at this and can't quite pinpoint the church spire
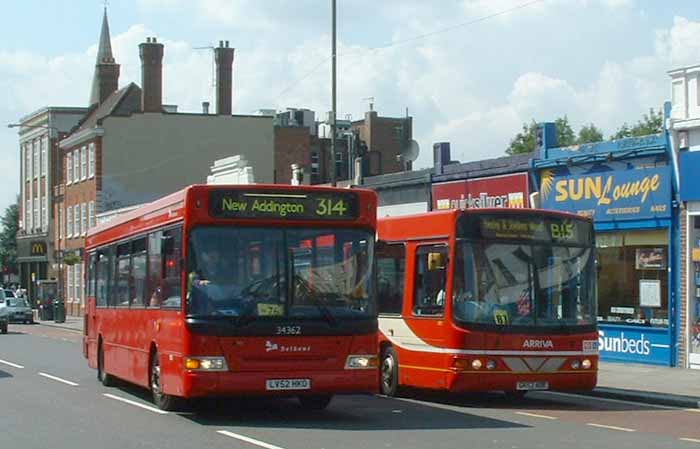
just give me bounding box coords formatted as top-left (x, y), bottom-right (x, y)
top-left (89, 7), bottom-right (119, 106)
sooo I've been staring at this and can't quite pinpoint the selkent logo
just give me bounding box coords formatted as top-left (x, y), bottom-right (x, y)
top-left (522, 339), bottom-right (554, 349)
top-left (598, 330), bottom-right (650, 355)
top-left (264, 340), bottom-right (311, 353)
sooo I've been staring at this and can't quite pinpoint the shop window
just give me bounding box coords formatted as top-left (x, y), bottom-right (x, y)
top-left (689, 217), bottom-right (700, 358)
top-left (376, 242), bottom-right (405, 314)
top-left (596, 230), bottom-right (669, 328)
top-left (413, 245), bottom-right (448, 316)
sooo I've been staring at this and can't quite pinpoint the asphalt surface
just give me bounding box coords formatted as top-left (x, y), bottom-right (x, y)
top-left (1, 323), bottom-right (699, 449)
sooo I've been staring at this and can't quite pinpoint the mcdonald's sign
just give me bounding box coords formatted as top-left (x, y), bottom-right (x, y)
top-left (30, 241), bottom-right (47, 256)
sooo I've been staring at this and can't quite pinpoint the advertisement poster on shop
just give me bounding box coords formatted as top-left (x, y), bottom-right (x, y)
top-left (432, 173), bottom-right (529, 211)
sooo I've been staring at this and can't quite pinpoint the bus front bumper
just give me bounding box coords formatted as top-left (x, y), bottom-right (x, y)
top-left (447, 370), bottom-right (598, 393)
top-left (182, 369), bottom-right (379, 398)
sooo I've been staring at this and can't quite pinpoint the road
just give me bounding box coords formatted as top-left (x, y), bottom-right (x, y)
top-left (1, 323), bottom-right (699, 449)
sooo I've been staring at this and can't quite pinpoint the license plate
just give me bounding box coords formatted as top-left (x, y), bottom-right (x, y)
top-left (516, 381), bottom-right (549, 391)
top-left (265, 378), bottom-right (311, 391)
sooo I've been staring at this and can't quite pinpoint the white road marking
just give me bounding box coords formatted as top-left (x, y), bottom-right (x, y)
top-left (586, 423), bottom-right (636, 432)
top-left (217, 430), bottom-right (286, 449)
top-left (684, 408), bottom-right (700, 414)
top-left (103, 393), bottom-right (168, 415)
top-left (37, 372), bottom-right (79, 386)
top-left (0, 358), bottom-right (24, 369)
top-left (515, 411), bottom-right (558, 420)
top-left (680, 438), bottom-right (700, 444)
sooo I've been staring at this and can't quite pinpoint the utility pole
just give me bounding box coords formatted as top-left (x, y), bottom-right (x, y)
top-left (330, 0), bottom-right (337, 186)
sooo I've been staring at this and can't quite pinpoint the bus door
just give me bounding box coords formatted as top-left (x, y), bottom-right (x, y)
top-left (400, 242), bottom-right (450, 388)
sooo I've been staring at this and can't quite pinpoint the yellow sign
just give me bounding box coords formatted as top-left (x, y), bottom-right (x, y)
top-left (257, 303), bottom-right (284, 317)
top-left (493, 309), bottom-right (510, 325)
top-left (553, 174), bottom-right (660, 205)
top-left (692, 248), bottom-right (700, 263)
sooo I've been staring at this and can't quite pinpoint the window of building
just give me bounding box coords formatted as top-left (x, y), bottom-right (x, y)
top-left (81, 146), bottom-right (87, 180)
top-left (74, 206), bottom-right (80, 237)
top-left (26, 199), bottom-right (32, 231)
top-left (67, 206), bottom-right (73, 238)
top-left (89, 201), bottom-right (95, 229)
top-left (89, 143), bottom-right (95, 178)
top-left (131, 238), bottom-right (147, 307)
top-left (66, 153), bottom-right (73, 185)
top-left (73, 150), bottom-right (80, 183)
top-left (33, 141), bottom-right (39, 179)
top-left (75, 263), bottom-right (82, 304)
top-left (25, 145), bottom-right (31, 181)
top-left (41, 138), bottom-right (47, 176)
top-left (393, 125), bottom-right (403, 140)
top-left (116, 243), bottom-right (131, 307)
top-left (596, 230), bottom-right (669, 328)
top-left (81, 202), bottom-right (87, 236)
top-left (58, 207), bottom-right (63, 240)
top-left (41, 197), bottom-right (48, 232)
top-left (413, 244), bottom-right (448, 316)
top-left (33, 197), bottom-right (39, 230)
top-left (376, 242), bottom-right (405, 314)
top-left (67, 265), bottom-right (73, 302)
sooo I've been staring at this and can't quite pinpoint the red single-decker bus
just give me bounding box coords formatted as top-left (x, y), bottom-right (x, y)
top-left (83, 184), bottom-right (378, 410)
top-left (375, 208), bottom-right (598, 398)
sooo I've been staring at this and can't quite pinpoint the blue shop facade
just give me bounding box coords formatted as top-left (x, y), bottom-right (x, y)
top-left (533, 130), bottom-right (680, 366)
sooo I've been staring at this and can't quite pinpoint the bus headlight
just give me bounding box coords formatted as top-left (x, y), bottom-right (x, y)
top-left (570, 360), bottom-right (581, 370)
top-left (471, 359), bottom-right (483, 370)
top-left (581, 359), bottom-right (592, 370)
top-left (345, 355), bottom-right (379, 369)
top-left (184, 356), bottom-right (228, 371)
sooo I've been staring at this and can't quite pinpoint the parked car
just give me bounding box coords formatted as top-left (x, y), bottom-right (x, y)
top-left (4, 290), bottom-right (33, 324)
top-left (0, 290), bottom-right (9, 333)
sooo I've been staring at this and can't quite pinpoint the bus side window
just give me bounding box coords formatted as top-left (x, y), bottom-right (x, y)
top-left (376, 241), bottom-right (405, 315)
top-left (96, 249), bottom-right (110, 307)
top-left (106, 246), bottom-right (117, 307)
top-left (87, 253), bottom-right (96, 299)
top-left (147, 231), bottom-right (163, 308)
top-left (116, 242), bottom-right (131, 307)
top-left (161, 227), bottom-right (183, 309)
top-left (131, 238), bottom-right (147, 308)
top-left (413, 245), bottom-right (448, 317)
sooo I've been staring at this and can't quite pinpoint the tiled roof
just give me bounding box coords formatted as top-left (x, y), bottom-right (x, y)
top-left (74, 83), bottom-right (142, 132)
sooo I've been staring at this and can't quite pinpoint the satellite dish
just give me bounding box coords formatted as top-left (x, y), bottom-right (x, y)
top-left (400, 139), bottom-right (420, 163)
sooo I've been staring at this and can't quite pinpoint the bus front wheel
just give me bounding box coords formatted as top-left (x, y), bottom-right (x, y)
top-left (97, 341), bottom-right (115, 387)
top-left (380, 347), bottom-right (399, 397)
top-left (150, 350), bottom-right (181, 411)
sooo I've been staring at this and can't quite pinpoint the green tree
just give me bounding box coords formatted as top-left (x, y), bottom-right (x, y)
top-left (611, 108), bottom-right (663, 140)
top-left (577, 123), bottom-right (604, 144)
top-left (506, 116), bottom-right (576, 155)
top-left (0, 201), bottom-right (19, 279)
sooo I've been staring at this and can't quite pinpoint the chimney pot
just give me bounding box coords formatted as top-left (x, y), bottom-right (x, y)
top-left (202, 101), bottom-right (210, 114)
top-left (225, 40), bottom-right (229, 47)
top-left (214, 44), bottom-right (235, 115)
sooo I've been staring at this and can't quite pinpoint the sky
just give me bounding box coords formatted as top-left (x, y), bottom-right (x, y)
top-left (2, 0), bottom-right (700, 215)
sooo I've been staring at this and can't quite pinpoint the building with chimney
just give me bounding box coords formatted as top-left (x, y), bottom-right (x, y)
top-left (55, 11), bottom-right (273, 315)
top-left (273, 107), bottom-right (412, 185)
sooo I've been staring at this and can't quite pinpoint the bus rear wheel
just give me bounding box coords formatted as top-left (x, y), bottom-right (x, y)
top-left (150, 350), bottom-right (181, 411)
top-left (380, 347), bottom-right (399, 397)
top-left (97, 341), bottom-right (115, 387)
top-left (298, 395), bottom-right (332, 410)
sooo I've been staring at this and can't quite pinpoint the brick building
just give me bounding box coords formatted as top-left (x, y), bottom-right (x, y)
top-left (55, 11), bottom-right (273, 315)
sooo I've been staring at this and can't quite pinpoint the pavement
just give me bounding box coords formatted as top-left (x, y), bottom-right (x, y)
top-left (33, 315), bottom-right (700, 409)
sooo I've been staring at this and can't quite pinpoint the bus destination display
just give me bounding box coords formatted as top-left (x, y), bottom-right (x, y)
top-left (209, 189), bottom-right (358, 220)
top-left (462, 214), bottom-right (592, 245)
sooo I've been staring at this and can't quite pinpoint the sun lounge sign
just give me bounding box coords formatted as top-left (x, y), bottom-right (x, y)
top-left (539, 161), bottom-right (671, 221)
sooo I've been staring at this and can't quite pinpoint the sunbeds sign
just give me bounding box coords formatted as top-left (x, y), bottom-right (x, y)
top-left (209, 189), bottom-right (358, 220)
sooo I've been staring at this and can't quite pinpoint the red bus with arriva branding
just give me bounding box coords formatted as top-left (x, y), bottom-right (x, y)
top-left (375, 208), bottom-right (598, 398)
top-left (83, 184), bottom-right (378, 410)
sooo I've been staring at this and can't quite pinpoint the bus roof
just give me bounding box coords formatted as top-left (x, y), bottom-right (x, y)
top-left (377, 208), bottom-right (591, 242)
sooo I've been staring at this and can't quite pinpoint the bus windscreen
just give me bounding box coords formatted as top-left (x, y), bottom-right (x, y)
top-left (209, 189), bottom-right (358, 221)
top-left (459, 214), bottom-right (593, 246)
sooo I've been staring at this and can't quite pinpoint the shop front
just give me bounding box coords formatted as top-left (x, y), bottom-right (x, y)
top-left (535, 135), bottom-right (678, 366)
top-left (432, 172), bottom-right (529, 211)
top-left (680, 151), bottom-right (700, 369)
